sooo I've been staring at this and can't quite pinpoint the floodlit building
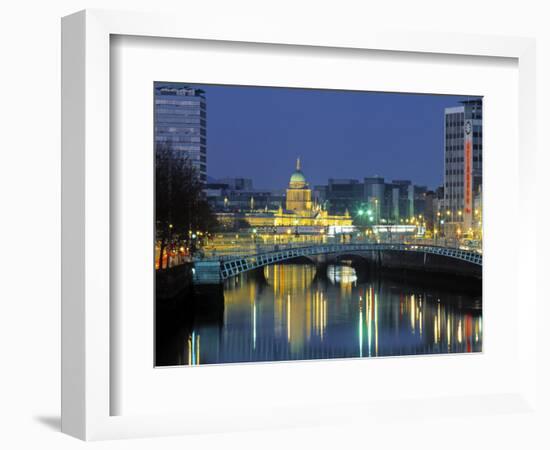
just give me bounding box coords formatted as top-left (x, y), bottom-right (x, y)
top-left (286, 158), bottom-right (313, 212)
top-left (443, 99), bottom-right (483, 236)
top-left (213, 158), bottom-right (353, 232)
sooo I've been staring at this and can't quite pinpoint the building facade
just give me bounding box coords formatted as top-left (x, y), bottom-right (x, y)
top-left (443, 99), bottom-right (483, 235)
top-left (212, 159), bottom-right (352, 232)
top-left (204, 178), bottom-right (285, 212)
top-left (154, 83), bottom-right (207, 182)
top-left (286, 158), bottom-right (313, 212)
top-left (323, 179), bottom-right (363, 215)
top-left (364, 177), bottom-right (386, 220)
top-left (313, 176), bottom-right (430, 225)
top-left (207, 159), bottom-right (436, 232)
top-left (391, 180), bottom-right (415, 222)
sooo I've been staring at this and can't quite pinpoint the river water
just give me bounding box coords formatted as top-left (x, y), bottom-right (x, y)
top-left (156, 263), bottom-right (482, 366)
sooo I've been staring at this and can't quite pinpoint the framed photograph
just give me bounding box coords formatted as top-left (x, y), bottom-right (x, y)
top-left (153, 82), bottom-right (483, 367)
top-left (62, 9), bottom-right (539, 441)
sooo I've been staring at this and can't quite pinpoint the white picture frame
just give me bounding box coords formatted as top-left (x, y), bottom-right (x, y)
top-left (61, 9), bottom-right (539, 441)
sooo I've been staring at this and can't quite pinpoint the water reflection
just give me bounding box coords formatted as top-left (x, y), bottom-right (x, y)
top-left (162, 263), bottom-right (482, 366)
top-left (327, 265), bottom-right (357, 284)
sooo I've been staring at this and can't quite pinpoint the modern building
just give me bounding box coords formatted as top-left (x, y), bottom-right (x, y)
top-left (217, 177), bottom-right (253, 191)
top-left (413, 185), bottom-right (428, 219)
top-left (154, 83), bottom-right (207, 182)
top-left (324, 179), bottom-right (363, 215)
top-left (391, 180), bottom-right (415, 222)
top-left (364, 177), bottom-right (386, 221)
top-left (309, 175), bottom-right (430, 225)
top-left (443, 99), bottom-right (483, 235)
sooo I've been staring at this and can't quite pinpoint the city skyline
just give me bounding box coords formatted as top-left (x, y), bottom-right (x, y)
top-left (154, 81), bottom-right (483, 367)
top-left (169, 82), bottom-right (481, 190)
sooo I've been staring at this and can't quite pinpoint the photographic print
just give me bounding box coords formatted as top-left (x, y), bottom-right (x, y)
top-left (154, 82), bottom-right (482, 366)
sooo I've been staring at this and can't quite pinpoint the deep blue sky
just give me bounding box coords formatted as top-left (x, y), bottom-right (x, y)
top-left (186, 84), bottom-right (480, 190)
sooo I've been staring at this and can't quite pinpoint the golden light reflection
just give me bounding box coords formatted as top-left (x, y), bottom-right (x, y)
top-left (327, 264), bottom-right (356, 300)
top-left (447, 316), bottom-right (451, 351)
top-left (410, 295), bottom-right (416, 333)
top-left (436, 303), bottom-right (441, 344)
top-left (365, 287), bottom-right (378, 356)
top-left (475, 317), bottom-right (482, 343)
top-left (215, 262), bottom-right (482, 364)
top-left (287, 294), bottom-right (291, 343)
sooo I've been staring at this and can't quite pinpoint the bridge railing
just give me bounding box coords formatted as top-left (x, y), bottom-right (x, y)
top-left (200, 241), bottom-right (317, 260)
top-left (215, 242), bottom-right (482, 280)
top-left (199, 237), bottom-right (481, 261)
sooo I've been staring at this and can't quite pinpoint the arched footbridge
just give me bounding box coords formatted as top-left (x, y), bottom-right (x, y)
top-left (192, 243), bottom-right (482, 285)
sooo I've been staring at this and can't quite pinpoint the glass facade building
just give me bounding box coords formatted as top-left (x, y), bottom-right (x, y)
top-left (154, 83), bottom-right (207, 182)
top-left (313, 177), bottom-right (425, 223)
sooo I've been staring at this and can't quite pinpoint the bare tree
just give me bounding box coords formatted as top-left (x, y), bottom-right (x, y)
top-left (155, 142), bottom-right (217, 269)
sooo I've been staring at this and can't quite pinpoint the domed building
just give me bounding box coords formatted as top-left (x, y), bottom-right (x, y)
top-left (214, 157), bottom-right (353, 235)
top-left (286, 158), bottom-right (313, 212)
top-left (223, 157), bottom-right (353, 232)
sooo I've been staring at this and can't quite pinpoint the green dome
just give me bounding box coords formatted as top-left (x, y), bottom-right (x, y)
top-left (289, 157), bottom-right (307, 188)
top-left (290, 170), bottom-right (306, 185)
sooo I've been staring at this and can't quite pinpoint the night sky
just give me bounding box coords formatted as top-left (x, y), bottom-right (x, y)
top-left (183, 83), bottom-right (481, 191)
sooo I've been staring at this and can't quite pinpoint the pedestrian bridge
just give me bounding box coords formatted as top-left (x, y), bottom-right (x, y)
top-left (193, 242), bottom-right (482, 285)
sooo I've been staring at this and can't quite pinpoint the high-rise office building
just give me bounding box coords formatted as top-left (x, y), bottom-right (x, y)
top-left (444, 99), bottom-right (482, 232)
top-left (154, 84), bottom-right (207, 182)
